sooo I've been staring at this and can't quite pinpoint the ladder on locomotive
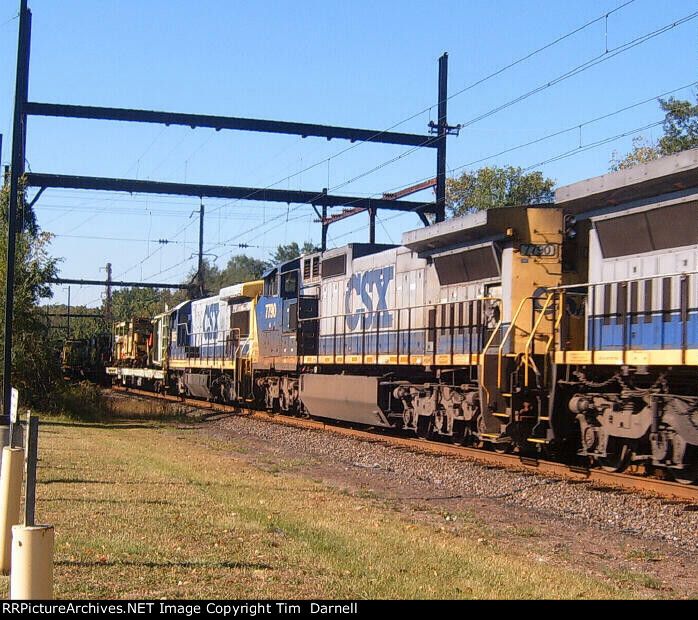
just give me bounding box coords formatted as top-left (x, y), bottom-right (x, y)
top-left (480, 293), bottom-right (562, 445)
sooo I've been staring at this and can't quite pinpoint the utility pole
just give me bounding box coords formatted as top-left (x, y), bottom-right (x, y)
top-left (4, 0), bottom-right (31, 445)
top-left (435, 52), bottom-right (448, 223)
top-left (429, 53), bottom-right (461, 224)
top-left (105, 262), bottom-right (112, 323)
top-left (320, 189), bottom-right (328, 252)
top-left (197, 201), bottom-right (204, 297)
top-left (321, 205), bottom-right (328, 252)
top-left (66, 287), bottom-right (70, 339)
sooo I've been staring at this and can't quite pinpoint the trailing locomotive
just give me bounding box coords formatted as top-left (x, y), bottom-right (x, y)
top-left (107, 149), bottom-right (698, 483)
top-left (551, 150), bottom-right (698, 483)
top-left (109, 281), bottom-right (263, 401)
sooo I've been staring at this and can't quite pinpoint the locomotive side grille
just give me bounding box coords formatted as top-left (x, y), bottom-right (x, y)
top-left (321, 254), bottom-right (346, 279)
top-left (433, 245), bottom-right (500, 285)
top-left (662, 277), bottom-right (672, 323)
top-left (595, 202), bottom-right (697, 258)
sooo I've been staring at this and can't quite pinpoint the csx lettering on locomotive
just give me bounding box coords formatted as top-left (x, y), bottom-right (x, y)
top-left (344, 266), bottom-right (394, 330)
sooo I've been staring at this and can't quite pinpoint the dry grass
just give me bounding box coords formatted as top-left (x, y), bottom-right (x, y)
top-left (0, 414), bottom-right (656, 599)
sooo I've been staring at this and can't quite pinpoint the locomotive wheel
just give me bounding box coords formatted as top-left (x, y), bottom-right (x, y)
top-left (416, 416), bottom-right (434, 439)
top-left (672, 447), bottom-right (698, 485)
top-left (598, 440), bottom-right (630, 473)
top-left (672, 465), bottom-right (698, 485)
top-left (492, 442), bottom-right (513, 454)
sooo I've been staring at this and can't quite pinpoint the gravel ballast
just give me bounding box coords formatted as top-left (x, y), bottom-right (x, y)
top-left (210, 412), bottom-right (698, 552)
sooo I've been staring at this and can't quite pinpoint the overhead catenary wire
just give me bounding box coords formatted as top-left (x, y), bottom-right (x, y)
top-left (50, 233), bottom-right (273, 248)
top-left (203, 0), bottom-right (643, 209)
top-left (40, 125), bottom-right (171, 229)
top-left (206, 8), bottom-right (696, 246)
top-left (521, 119), bottom-right (666, 171)
top-left (378, 81), bottom-right (698, 198)
top-left (43, 0), bottom-right (648, 268)
top-left (455, 12), bottom-right (698, 130)
top-left (49, 1), bottom-right (689, 294)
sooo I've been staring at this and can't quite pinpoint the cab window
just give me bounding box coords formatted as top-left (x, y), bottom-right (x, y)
top-left (264, 276), bottom-right (278, 297)
top-left (281, 271), bottom-right (298, 299)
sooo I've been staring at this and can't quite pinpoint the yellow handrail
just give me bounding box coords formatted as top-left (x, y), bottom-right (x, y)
top-left (478, 314), bottom-right (504, 407)
top-left (544, 291), bottom-right (565, 356)
top-left (524, 293), bottom-right (555, 386)
top-left (497, 296), bottom-right (531, 389)
top-left (541, 291), bottom-right (566, 388)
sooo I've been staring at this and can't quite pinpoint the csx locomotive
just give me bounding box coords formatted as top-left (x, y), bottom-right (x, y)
top-left (109, 149), bottom-right (698, 483)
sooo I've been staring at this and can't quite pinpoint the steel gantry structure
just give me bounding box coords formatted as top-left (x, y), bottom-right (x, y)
top-left (4, 0), bottom-right (458, 426)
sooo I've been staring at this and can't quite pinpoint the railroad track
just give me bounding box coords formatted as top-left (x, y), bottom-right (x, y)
top-left (110, 385), bottom-right (698, 502)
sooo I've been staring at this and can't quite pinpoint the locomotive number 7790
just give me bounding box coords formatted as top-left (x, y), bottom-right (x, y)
top-left (519, 243), bottom-right (557, 257)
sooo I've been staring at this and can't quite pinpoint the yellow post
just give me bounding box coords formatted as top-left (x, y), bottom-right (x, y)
top-left (0, 446), bottom-right (23, 575)
top-left (10, 525), bottom-right (54, 599)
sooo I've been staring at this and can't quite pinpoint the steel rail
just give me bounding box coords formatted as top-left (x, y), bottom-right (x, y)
top-left (111, 385), bottom-right (698, 502)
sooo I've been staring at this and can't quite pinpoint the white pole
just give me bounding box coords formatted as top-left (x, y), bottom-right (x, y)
top-left (0, 446), bottom-right (23, 574)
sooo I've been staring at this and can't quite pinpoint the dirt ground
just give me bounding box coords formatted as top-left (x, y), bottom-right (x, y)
top-left (196, 412), bottom-right (698, 598)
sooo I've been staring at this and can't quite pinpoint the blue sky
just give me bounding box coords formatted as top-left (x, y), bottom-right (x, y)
top-left (0, 0), bottom-right (696, 308)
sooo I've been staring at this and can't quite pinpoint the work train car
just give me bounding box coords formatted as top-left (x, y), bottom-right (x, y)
top-left (61, 332), bottom-right (112, 382)
top-left (107, 149), bottom-right (698, 483)
top-left (113, 317), bottom-right (152, 367)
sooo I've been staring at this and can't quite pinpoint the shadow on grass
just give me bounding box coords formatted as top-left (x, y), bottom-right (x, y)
top-left (41, 478), bottom-right (238, 488)
top-left (41, 497), bottom-right (176, 505)
top-left (40, 419), bottom-right (161, 431)
top-left (42, 478), bottom-right (187, 485)
top-left (56, 559), bottom-right (273, 570)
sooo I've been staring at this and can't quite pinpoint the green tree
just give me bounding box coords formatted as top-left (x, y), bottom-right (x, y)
top-left (0, 178), bottom-right (62, 406)
top-left (269, 241), bottom-right (317, 264)
top-left (109, 287), bottom-right (168, 322)
top-left (658, 96), bottom-right (698, 155)
top-left (610, 95), bottom-right (698, 171)
top-left (446, 165), bottom-right (555, 217)
top-left (220, 254), bottom-right (268, 285)
top-left (610, 136), bottom-right (660, 171)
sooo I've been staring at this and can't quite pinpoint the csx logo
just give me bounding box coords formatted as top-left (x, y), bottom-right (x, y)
top-left (203, 303), bottom-right (219, 339)
top-left (265, 303), bottom-right (277, 319)
top-left (345, 266), bottom-right (394, 330)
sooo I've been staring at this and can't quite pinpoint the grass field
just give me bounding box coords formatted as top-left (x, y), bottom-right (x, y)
top-left (0, 408), bottom-right (661, 599)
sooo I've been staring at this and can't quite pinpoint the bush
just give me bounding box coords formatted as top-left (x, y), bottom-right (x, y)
top-left (51, 381), bottom-right (110, 422)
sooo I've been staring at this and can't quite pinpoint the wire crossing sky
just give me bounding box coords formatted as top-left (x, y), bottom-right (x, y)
top-left (0, 0), bottom-right (695, 308)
